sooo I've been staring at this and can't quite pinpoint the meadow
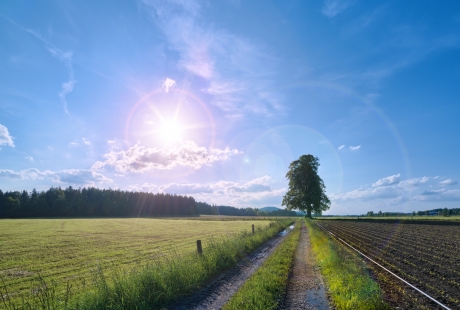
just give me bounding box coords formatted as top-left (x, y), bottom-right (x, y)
top-left (0, 217), bottom-right (285, 307)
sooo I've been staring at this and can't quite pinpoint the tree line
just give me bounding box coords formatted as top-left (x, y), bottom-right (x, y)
top-left (257, 209), bottom-right (299, 217)
top-left (0, 186), bottom-right (301, 219)
top-left (196, 202), bottom-right (259, 216)
top-left (366, 208), bottom-right (460, 217)
top-left (0, 187), bottom-right (197, 218)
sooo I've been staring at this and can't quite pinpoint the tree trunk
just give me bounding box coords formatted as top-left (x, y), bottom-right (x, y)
top-left (307, 208), bottom-right (312, 218)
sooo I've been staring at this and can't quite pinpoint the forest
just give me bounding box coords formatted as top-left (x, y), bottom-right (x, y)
top-left (0, 187), bottom-right (197, 218)
top-left (0, 187), bottom-right (299, 218)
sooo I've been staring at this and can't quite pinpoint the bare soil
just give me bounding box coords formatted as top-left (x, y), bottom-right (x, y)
top-left (318, 220), bottom-right (460, 309)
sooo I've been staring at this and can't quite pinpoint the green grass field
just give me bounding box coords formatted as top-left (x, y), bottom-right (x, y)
top-left (0, 218), bottom-right (278, 305)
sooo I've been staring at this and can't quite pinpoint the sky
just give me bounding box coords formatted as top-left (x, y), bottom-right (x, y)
top-left (1, 0), bottom-right (460, 215)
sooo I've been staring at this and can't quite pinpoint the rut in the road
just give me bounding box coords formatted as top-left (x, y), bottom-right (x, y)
top-left (279, 221), bottom-right (330, 310)
top-left (168, 227), bottom-right (291, 310)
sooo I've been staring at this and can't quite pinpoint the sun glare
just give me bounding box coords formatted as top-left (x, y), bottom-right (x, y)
top-left (159, 119), bottom-right (183, 143)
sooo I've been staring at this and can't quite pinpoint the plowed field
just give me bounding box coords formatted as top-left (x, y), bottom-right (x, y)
top-left (316, 220), bottom-right (460, 309)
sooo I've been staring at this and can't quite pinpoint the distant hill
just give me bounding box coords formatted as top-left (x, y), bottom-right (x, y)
top-left (258, 206), bottom-right (306, 216)
top-left (259, 206), bottom-right (281, 212)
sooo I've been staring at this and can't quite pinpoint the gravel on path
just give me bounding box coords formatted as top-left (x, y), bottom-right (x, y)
top-left (279, 221), bottom-right (330, 310)
top-left (168, 227), bottom-right (292, 310)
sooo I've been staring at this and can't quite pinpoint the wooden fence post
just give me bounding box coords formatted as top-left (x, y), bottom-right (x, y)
top-left (252, 224), bottom-right (255, 234)
top-left (197, 240), bottom-right (202, 255)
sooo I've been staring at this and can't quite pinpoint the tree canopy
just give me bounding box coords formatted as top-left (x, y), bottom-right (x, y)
top-left (282, 154), bottom-right (330, 217)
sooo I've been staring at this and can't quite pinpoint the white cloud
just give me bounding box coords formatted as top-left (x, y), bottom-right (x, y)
top-left (149, 176), bottom-right (286, 208)
top-left (162, 77), bottom-right (177, 93)
top-left (399, 176), bottom-right (429, 187)
top-left (372, 174), bottom-right (401, 187)
top-left (331, 185), bottom-right (402, 202)
top-left (327, 173), bottom-right (460, 213)
top-left (140, 0), bottom-right (284, 118)
top-left (413, 189), bottom-right (460, 202)
top-left (439, 179), bottom-right (458, 186)
top-left (420, 189), bottom-right (444, 196)
top-left (332, 174), bottom-right (433, 204)
top-left (159, 176), bottom-right (273, 195)
top-left (53, 169), bottom-right (111, 185)
top-left (160, 182), bottom-right (213, 195)
top-left (92, 140), bottom-right (243, 172)
top-left (48, 48), bottom-right (76, 115)
top-left (0, 168), bottom-right (112, 186)
top-left (322, 0), bottom-right (354, 18)
top-left (338, 145), bottom-right (345, 150)
top-left (0, 169), bottom-right (23, 179)
top-left (349, 145), bottom-right (361, 151)
top-left (127, 183), bottom-right (159, 193)
top-left (25, 155), bottom-right (35, 162)
top-left (69, 138), bottom-right (92, 147)
top-left (0, 124), bottom-right (15, 147)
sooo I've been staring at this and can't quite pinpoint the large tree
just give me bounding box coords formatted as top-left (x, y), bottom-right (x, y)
top-left (282, 154), bottom-right (330, 218)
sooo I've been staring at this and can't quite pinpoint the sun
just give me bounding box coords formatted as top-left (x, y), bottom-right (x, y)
top-left (158, 119), bottom-right (183, 143)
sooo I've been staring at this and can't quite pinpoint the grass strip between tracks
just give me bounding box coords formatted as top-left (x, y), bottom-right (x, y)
top-left (305, 219), bottom-right (390, 310)
top-left (223, 220), bottom-right (301, 310)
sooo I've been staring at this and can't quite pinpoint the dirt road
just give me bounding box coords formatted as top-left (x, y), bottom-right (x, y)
top-left (279, 221), bottom-right (330, 310)
top-left (169, 229), bottom-right (290, 310)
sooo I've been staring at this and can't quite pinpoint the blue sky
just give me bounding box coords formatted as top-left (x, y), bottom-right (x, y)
top-left (1, 0), bottom-right (460, 215)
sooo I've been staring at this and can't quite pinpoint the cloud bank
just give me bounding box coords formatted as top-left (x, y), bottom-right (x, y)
top-left (92, 141), bottom-right (242, 172)
top-left (132, 176), bottom-right (286, 208)
top-left (372, 174), bottom-right (400, 187)
top-left (413, 189), bottom-right (460, 201)
top-left (159, 176), bottom-right (273, 195)
top-left (439, 179), bottom-right (458, 186)
top-left (159, 176), bottom-right (286, 208)
top-left (0, 168), bottom-right (112, 186)
top-left (331, 173), bottom-right (460, 210)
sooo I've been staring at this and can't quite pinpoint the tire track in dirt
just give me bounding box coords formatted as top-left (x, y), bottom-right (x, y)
top-left (279, 221), bottom-right (330, 310)
top-left (168, 227), bottom-right (292, 310)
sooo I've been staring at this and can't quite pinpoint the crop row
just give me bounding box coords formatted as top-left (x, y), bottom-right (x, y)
top-left (317, 220), bottom-right (460, 309)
